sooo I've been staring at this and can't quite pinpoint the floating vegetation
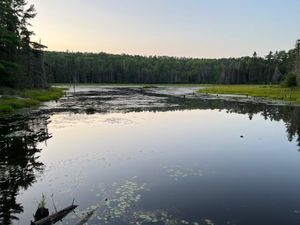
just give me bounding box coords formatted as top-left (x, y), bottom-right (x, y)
top-left (78, 179), bottom-right (202, 225)
top-left (74, 206), bottom-right (99, 225)
top-left (294, 209), bottom-right (300, 214)
top-left (130, 210), bottom-right (179, 225)
top-left (163, 165), bottom-right (202, 180)
top-left (59, 174), bottom-right (207, 224)
top-left (105, 181), bottom-right (146, 218)
top-left (128, 210), bottom-right (202, 225)
top-left (31, 176), bottom-right (208, 225)
top-left (89, 179), bottom-right (147, 224)
top-left (204, 219), bottom-right (215, 225)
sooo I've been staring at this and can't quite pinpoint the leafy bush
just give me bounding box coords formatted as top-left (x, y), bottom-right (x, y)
top-left (281, 73), bottom-right (297, 88)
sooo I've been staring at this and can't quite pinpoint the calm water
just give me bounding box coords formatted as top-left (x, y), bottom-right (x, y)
top-left (1, 86), bottom-right (300, 225)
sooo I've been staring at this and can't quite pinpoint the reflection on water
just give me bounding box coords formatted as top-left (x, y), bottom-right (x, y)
top-left (0, 115), bottom-right (50, 225)
top-left (178, 99), bottom-right (300, 148)
top-left (1, 87), bottom-right (300, 225)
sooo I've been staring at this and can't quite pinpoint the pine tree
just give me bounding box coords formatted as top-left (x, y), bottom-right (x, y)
top-left (0, 0), bottom-right (47, 88)
top-left (0, 0), bottom-right (20, 87)
top-left (294, 39), bottom-right (300, 84)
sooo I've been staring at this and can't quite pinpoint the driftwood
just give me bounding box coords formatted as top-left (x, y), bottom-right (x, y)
top-left (31, 204), bottom-right (78, 225)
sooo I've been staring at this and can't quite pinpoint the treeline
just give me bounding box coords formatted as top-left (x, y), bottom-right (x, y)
top-left (45, 52), bottom-right (220, 84)
top-left (0, 0), bottom-right (48, 89)
top-left (1, 0), bottom-right (300, 87)
top-left (45, 40), bottom-right (300, 85)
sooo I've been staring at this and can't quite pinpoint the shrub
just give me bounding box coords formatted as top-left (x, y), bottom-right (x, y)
top-left (281, 73), bottom-right (297, 88)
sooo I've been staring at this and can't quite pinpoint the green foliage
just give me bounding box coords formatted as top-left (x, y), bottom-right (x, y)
top-left (22, 87), bottom-right (65, 101)
top-left (44, 41), bottom-right (300, 85)
top-left (143, 85), bottom-right (158, 89)
top-left (0, 104), bottom-right (13, 113)
top-left (44, 52), bottom-right (223, 84)
top-left (281, 73), bottom-right (297, 88)
top-left (1, 0), bottom-right (299, 89)
top-left (38, 194), bottom-right (46, 209)
top-left (198, 85), bottom-right (300, 103)
top-left (0, 97), bottom-right (39, 112)
top-left (0, 87), bottom-right (64, 113)
top-left (0, 0), bottom-right (48, 89)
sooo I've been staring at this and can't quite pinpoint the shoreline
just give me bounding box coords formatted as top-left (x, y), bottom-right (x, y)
top-left (0, 87), bottom-right (65, 114)
top-left (192, 93), bottom-right (299, 107)
top-left (197, 85), bottom-right (300, 106)
top-left (1, 84), bottom-right (300, 116)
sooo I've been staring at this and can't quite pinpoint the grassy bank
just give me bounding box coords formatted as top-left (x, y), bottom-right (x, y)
top-left (198, 85), bottom-right (300, 103)
top-left (52, 83), bottom-right (213, 87)
top-left (0, 87), bottom-right (65, 113)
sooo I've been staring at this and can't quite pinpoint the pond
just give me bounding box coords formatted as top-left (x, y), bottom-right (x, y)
top-left (1, 86), bottom-right (300, 225)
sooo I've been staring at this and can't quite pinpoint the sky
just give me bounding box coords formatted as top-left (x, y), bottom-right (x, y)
top-left (28, 0), bottom-right (300, 58)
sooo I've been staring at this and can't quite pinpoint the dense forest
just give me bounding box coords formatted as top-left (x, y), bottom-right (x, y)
top-left (45, 41), bottom-right (300, 85)
top-left (0, 0), bottom-right (47, 89)
top-left (1, 1), bottom-right (300, 88)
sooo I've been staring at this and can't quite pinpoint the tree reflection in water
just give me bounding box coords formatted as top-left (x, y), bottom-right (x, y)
top-left (0, 114), bottom-right (50, 225)
top-left (164, 97), bottom-right (300, 148)
top-left (0, 95), bottom-right (300, 224)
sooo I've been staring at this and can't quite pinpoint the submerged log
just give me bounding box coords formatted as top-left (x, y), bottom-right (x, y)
top-left (31, 204), bottom-right (78, 225)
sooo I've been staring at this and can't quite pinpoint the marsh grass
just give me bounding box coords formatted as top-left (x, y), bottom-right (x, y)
top-left (142, 85), bottom-right (158, 89)
top-left (22, 87), bottom-right (65, 101)
top-left (198, 85), bottom-right (300, 103)
top-left (53, 83), bottom-right (211, 87)
top-left (0, 87), bottom-right (65, 113)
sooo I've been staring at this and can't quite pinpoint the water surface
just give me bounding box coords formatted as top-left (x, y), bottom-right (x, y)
top-left (1, 86), bottom-right (300, 225)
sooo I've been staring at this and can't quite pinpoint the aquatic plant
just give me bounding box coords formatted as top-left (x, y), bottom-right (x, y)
top-left (164, 165), bottom-right (202, 181)
top-left (38, 193), bottom-right (46, 209)
top-left (85, 106), bottom-right (97, 114)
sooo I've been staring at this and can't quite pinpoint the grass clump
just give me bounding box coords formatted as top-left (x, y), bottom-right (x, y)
top-left (22, 87), bottom-right (65, 101)
top-left (0, 87), bottom-right (65, 114)
top-left (198, 85), bottom-right (300, 103)
top-left (0, 97), bottom-right (39, 108)
top-left (0, 104), bottom-right (14, 113)
top-left (0, 97), bottom-right (40, 113)
top-left (142, 85), bottom-right (158, 89)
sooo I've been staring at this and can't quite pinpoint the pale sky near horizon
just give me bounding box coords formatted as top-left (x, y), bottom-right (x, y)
top-left (28, 0), bottom-right (300, 58)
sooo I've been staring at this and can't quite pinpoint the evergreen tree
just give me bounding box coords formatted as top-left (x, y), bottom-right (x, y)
top-left (294, 39), bottom-right (300, 84)
top-left (0, 0), bottom-right (47, 88)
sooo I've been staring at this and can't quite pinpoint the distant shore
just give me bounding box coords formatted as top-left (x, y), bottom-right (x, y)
top-left (197, 85), bottom-right (300, 105)
top-left (1, 84), bottom-right (300, 115)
